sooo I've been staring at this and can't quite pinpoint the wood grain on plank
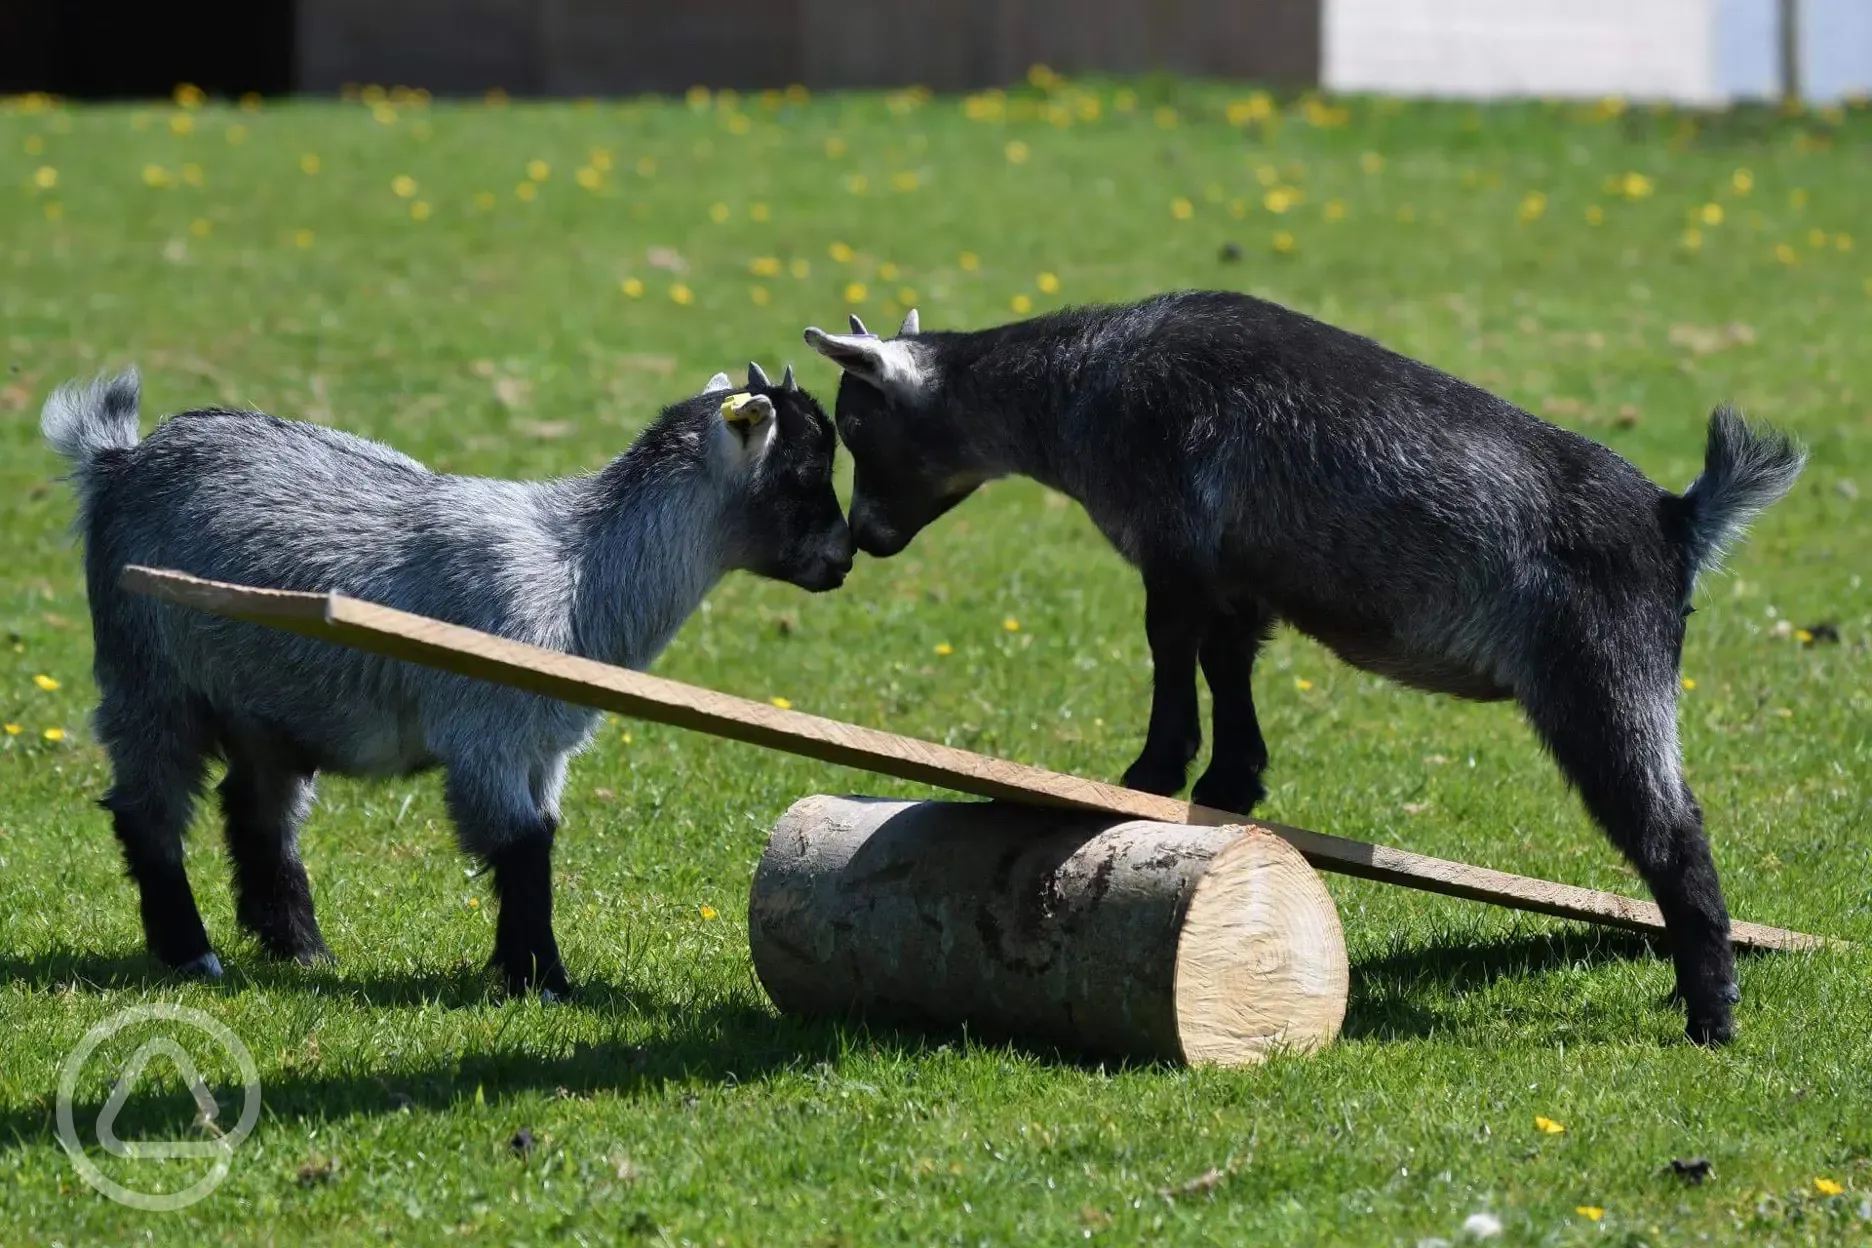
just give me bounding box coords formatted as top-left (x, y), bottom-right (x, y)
top-left (119, 565), bottom-right (1833, 953)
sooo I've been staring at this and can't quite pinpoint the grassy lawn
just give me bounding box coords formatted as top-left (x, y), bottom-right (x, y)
top-left (2, 79), bottom-right (1869, 1244)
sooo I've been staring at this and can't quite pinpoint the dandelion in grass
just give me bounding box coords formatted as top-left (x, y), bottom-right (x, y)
top-left (1836, 233), bottom-right (1853, 251)
top-left (515, 181), bottom-right (537, 201)
top-left (1732, 168), bottom-right (1753, 194)
top-left (709, 202), bottom-right (730, 223)
top-left (1518, 192), bottom-right (1547, 223)
top-left (170, 114), bottom-right (194, 136)
top-left (142, 164), bottom-right (173, 188)
top-left (33, 165), bottom-right (56, 189)
top-left (1037, 271), bottom-right (1060, 294)
top-left (1360, 151), bottom-right (1384, 174)
top-left (300, 153), bottom-right (320, 175)
top-left (699, 905), bottom-right (720, 920)
top-left (1010, 293), bottom-right (1032, 314)
top-left (575, 167), bottom-right (601, 190)
top-left (845, 173), bottom-right (868, 194)
top-left (750, 201), bottom-right (770, 221)
top-left (829, 241), bottom-right (855, 263)
top-left (1323, 199), bottom-right (1346, 222)
top-left (1774, 243), bottom-right (1798, 265)
top-left (1272, 231), bottom-right (1296, 253)
top-left (181, 163), bottom-right (204, 187)
top-left (934, 643), bottom-right (953, 656)
top-left (1585, 205), bottom-right (1605, 226)
top-left (959, 251), bottom-right (980, 271)
top-left (1534, 1116), bottom-right (1565, 1134)
top-left (1576, 1207), bottom-right (1604, 1222)
top-left (619, 276), bottom-right (643, 296)
top-left (1264, 187), bottom-right (1298, 214)
top-left (892, 171), bottom-right (919, 192)
top-left (1815, 1178), bottom-right (1844, 1196)
top-left (189, 217), bottom-right (212, 237)
top-left (877, 262), bottom-right (900, 281)
top-left (669, 282), bottom-right (694, 305)
top-left (844, 282), bottom-right (867, 304)
top-left (790, 257), bottom-right (811, 279)
top-left (392, 175), bottom-right (417, 198)
top-left (898, 286), bottom-right (918, 306)
top-left (410, 201), bottom-right (431, 221)
top-left (1294, 677), bottom-right (1313, 690)
top-left (1153, 106), bottom-right (1178, 130)
top-left (750, 285), bottom-right (770, 306)
top-left (1700, 202), bottom-right (1724, 226)
top-left (4, 723), bottom-right (20, 736)
top-left (750, 256), bottom-right (783, 277)
top-left (1682, 677), bottom-right (1696, 690)
top-left (1002, 617), bottom-right (1021, 633)
top-left (1682, 228), bottom-right (1703, 250)
top-left (526, 159), bottom-right (550, 182)
top-left (33, 674), bottom-right (60, 692)
top-left (770, 697), bottom-right (792, 710)
top-left (293, 228), bottom-right (314, 248)
top-left (44, 728), bottom-right (65, 742)
top-left (1170, 197), bottom-right (1194, 220)
top-left (1005, 140), bottom-right (1030, 164)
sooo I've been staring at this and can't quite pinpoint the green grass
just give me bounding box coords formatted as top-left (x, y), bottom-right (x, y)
top-left (2, 80), bottom-right (1870, 1244)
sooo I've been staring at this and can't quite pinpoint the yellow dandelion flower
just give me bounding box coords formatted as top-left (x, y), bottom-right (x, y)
top-left (1836, 233), bottom-right (1854, 251)
top-left (1323, 199), bottom-right (1347, 222)
top-left (1681, 677), bottom-right (1696, 690)
top-left (466, 896), bottom-right (479, 908)
top-left (828, 240), bottom-right (855, 263)
top-left (1004, 140), bottom-right (1030, 164)
top-left (750, 201), bottom-right (770, 221)
top-left (1700, 202), bottom-right (1724, 226)
top-left (372, 104), bottom-right (397, 125)
top-left (845, 173), bottom-right (868, 194)
top-left (1534, 1116), bottom-right (1565, 1134)
top-left (33, 166), bottom-right (57, 189)
top-left (410, 201), bottom-right (431, 221)
top-left (4, 723), bottom-right (20, 735)
top-left (934, 643), bottom-right (954, 656)
top-left (33, 674), bottom-right (60, 691)
top-left (686, 85), bottom-right (710, 108)
top-left (189, 217), bottom-right (212, 237)
top-left (473, 191), bottom-right (496, 210)
top-left (897, 286), bottom-right (918, 306)
top-left (1271, 230), bottom-right (1296, 253)
top-left (575, 166), bottom-right (602, 190)
top-left (589, 148), bottom-right (613, 171)
top-left (1294, 677), bottom-right (1313, 690)
top-left (726, 113), bottom-right (751, 135)
top-left (142, 164), bottom-right (173, 188)
top-left (823, 136), bottom-right (846, 159)
top-left (789, 257), bottom-right (811, 279)
top-left (292, 228), bottom-right (314, 248)
top-left (1682, 227), bottom-right (1703, 250)
top-left (749, 285), bottom-right (770, 305)
top-left (1576, 1206), bottom-right (1604, 1221)
top-left (1518, 192), bottom-right (1547, 223)
top-left (1170, 197), bottom-right (1194, 220)
top-left (621, 277), bottom-right (644, 297)
top-left (770, 696), bottom-right (792, 709)
top-left (169, 113), bottom-right (194, 136)
top-left (1010, 293), bottom-right (1032, 314)
top-left (669, 282), bottom-right (694, 305)
top-left (750, 256), bottom-right (783, 277)
top-left (620, 730), bottom-right (633, 743)
top-left (844, 281), bottom-right (867, 304)
top-left (515, 181), bottom-right (537, 201)
top-left (300, 153), bottom-right (320, 175)
top-left (1153, 105), bottom-right (1178, 130)
top-left (1360, 151), bottom-right (1384, 174)
top-left (392, 174), bottom-right (417, 198)
top-left (1585, 204), bottom-right (1605, 226)
top-left (958, 251), bottom-right (980, 271)
top-left (1620, 172), bottom-right (1653, 199)
top-left (699, 904), bottom-right (720, 919)
top-left (1815, 1178), bottom-right (1844, 1196)
top-left (1774, 242), bottom-right (1798, 265)
top-left (892, 170), bottom-right (920, 192)
top-left (180, 163), bottom-right (204, 186)
top-left (44, 727), bottom-right (65, 742)
top-left (1263, 187), bottom-right (1297, 214)
top-left (174, 82), bottom-right (205, 108)
top-left (526, 160), bottom-right (550, 182)
top-left (1731, 168), bottom-right (1753, 194)
top-left (1002, 617), bottom-right (1021, 632)
top-left (1036, 271), bottom-right (1060, 294)
top-left (875, 262), bottom-right (900, 281)
top-left (709, 202), bottom-right (730, 223)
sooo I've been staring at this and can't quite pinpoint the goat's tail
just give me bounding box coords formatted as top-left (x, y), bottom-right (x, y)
top-left (1678, 404), bottom-right (1805, 577)
top-left (42, 369), bottom-right (142, 468)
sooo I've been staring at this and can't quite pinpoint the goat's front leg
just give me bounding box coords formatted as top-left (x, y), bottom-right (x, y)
top-left (1122, 573), bottom-right (1209, 797)
top-left (447, 766), bottom-right (572, 1000)
top-left (1190, 605), bottom-right (1275, 814)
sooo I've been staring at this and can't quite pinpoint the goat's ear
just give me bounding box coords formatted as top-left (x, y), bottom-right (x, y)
top-left (803, 326), bottom-right (927, 398)
top-left (718, 392), bottom-right (777, 458)
top-left (703, 371), bottom-right (734, 394)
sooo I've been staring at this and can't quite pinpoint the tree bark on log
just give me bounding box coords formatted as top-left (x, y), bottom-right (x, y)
top-left (749, 796), bottom-right (1348, 1066)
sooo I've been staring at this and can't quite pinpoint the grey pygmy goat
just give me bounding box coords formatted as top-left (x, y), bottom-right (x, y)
top-left (806, 293), bottom-right (1805, 1045)
top-left (44, 363), bottom-right (851, 998)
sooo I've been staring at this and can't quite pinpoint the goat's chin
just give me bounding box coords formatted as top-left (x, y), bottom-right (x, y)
top-left (785, 565), bottom-right (849, 593)
top-left (854, 527), bottom-right (913, 558)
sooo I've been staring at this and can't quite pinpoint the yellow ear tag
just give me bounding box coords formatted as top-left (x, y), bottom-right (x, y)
top-left (720, 392), bottom-right (757, 423)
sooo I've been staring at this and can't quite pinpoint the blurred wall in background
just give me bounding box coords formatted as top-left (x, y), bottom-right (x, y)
top-left (3, 0), bottom-right (1867, 102)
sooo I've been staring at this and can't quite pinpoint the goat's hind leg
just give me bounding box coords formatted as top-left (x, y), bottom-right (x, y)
top-left (1521, 633), bottom-right (1737, 1044)
top-left (220, 730), bottom-right (329, 964)
top-left (97, 693), bottom-right (220, 977)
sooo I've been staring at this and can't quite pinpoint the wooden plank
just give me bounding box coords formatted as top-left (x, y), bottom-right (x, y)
top-left (119, 565), bottom-right (1833, 953)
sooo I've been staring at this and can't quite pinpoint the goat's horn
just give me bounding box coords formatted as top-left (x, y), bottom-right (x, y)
top-left (848, 313), bottom-right (871, 336)
top-left (780, 363), bottom-right (797, 390)
top-left (747, 360), bottom-right (772, 388)
top-left (899, 308), bottom-right (920, 336)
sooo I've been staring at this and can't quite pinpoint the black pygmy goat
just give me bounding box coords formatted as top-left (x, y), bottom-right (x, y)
top-left (805, 294), bottom-right (1805, 1045)
top-left (45, 363), bottom-right (850, 998)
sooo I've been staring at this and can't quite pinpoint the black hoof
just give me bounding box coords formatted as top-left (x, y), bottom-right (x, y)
top-left (173, 951), bottom-right (225, 980)
top-left (496, 954), bottom-right (572, 1001)
top-left (1123, 757), bottom-right (1191, 797)
top-left (1189, 769), bottom-right (1267, 815)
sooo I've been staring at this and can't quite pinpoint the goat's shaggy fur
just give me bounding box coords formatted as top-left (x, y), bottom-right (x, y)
top-left (808, 292), bottom-right (1805, 1044)
top-left (46, 367), bottom-right (851, 996)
